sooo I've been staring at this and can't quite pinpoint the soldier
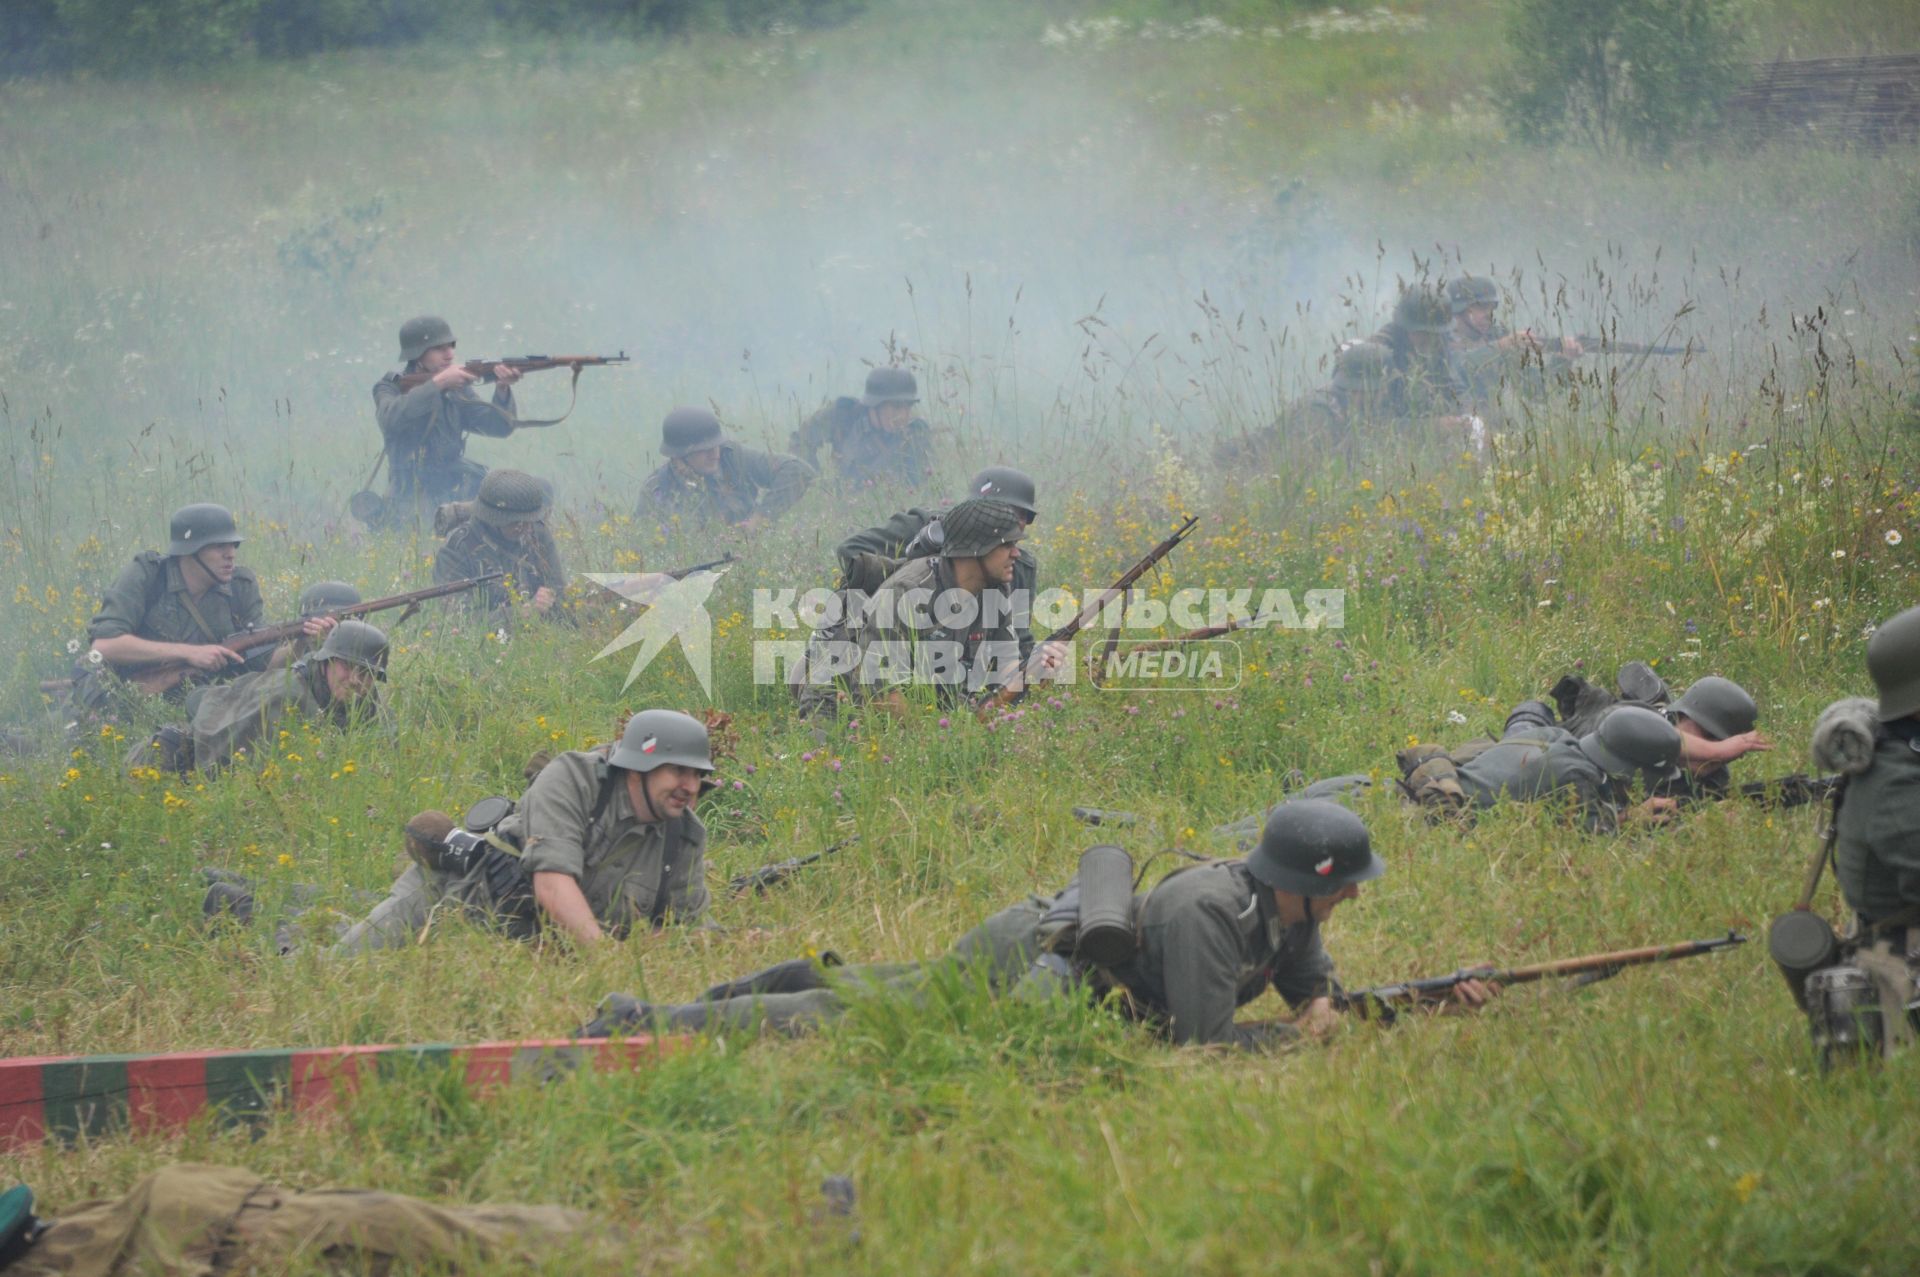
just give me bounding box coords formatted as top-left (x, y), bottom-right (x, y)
top-left (789, 366), bottom-right (937, 490)
top-left (432, 468), bottom-right (569, 623)
top-left (74, 504), bottom-right (316, 713)
top-left (331, 709), bottom-right (718, 955)
top-left (298, 579), bottom-right (362, 617)
top-left (1243, 704), bottom-right (1686, 836)
top-left (1797, 605), bottom-right (1920, 1057)
top-left (633, 406), bottom-right (815, 533)
top-left (794, 498), bottom-right (1059, 719)
top-left (582, 800), bottom-right (1493, 1048)
top-left (1548, 669), bottom-right (1772, 799)
top-left (1213, 342), bottom-right (1393, 465)
top-left (833, 465), bottom-right (1042, 667)
top-left (369, 314), bottom-right (522, 524)
top-left (1447, 275), bottom-right (1583, 411)
top-left (0, 1163), bottom-right (623, 1275)
top-left (1369, 285), bottom-right (1475, 432)
top-left (124, 621), bottom-right (390, 777)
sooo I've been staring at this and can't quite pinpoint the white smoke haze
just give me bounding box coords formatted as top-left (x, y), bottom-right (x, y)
top-left (1, 8), bottom-right (1916, 530)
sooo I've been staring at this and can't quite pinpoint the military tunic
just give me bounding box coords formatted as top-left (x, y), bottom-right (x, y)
top-left (857, 555), bottom-right (1025, 706)
top-left (1367, 322), bottom-right (1468, 421)
top-left (789, 397), bottom-right (936, 489)
top-left (77, 552), bottom-right (267, 708)
top-left (331, 749), bottom-right (708, 956)
top-left (182, 660), bottom-right (383, 775)
top-left (1103, 860), bottom-right (1340, 1048)
top-left (632, 444), bottom-right (814, 531)
top-left (835, 507), bottom-right (1038, 664)
top-left (432, 516), bottom-right (568, 618)
top-left (599, 861), bottom-right (1337, 1051)
top-left (1451, 716), bottom-right (1620, 833)
top-left (372, 372), bottom-right (517, 509)
top-left (1834, 718), bottom-right (1920, 924)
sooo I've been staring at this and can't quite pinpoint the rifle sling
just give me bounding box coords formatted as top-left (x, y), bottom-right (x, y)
top-left (479, 364), bottom-right (584, 430)
top-left (175, 589), bottom-right (223, 646)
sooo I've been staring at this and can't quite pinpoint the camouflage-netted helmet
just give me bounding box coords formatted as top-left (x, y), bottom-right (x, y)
top-left (1245, 799), bottom-right (1385, 896)
top-left (661, 406), bottom-right (727, 458)
top-left (168, 503), bottom-right (242, 556)
top-left (609, 709), bottom-right (718, 790)
top-left (861, 366), bottom-right (919, 407)
top-left (298, 580), bottom-right (362, 617)
top-left (315, 619), bottom-right (389, 677)
top-left (1331, 341), bottom-right (1391, 391)
top-left (1393, 286), bottom-right (1452, 334)
top-left (472, 469), bottom-right (550, 527)
top-left (969, 466), bottom-right (1038, 518)
top-left (940, 498), bottom-right (1027, 558)
top-left (399, 315), bottom-right (455, 362)
top-left (1579, 705), bottom-right (1683, 778)
top-left (1668, 676), bottom-right (1758, 741)
top-left (1866, 604), bottom-right (1920, 721)
top-left (1446, 276), bottom-right (1500, 315)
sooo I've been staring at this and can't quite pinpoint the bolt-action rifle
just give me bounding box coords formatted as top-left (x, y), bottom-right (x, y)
top-left (1572, 335), bottom-right (1695, 356)
top-left (979, 514), bottom-right (1201, 715)
top-left (1333, 932), bottom-right (1748, 1022)
top-left (727, 836), bottom-right (859, 897)
top-left (45, 572), bottom-right (503, 696)
top-left (393, 353), bottom-right (630, 392)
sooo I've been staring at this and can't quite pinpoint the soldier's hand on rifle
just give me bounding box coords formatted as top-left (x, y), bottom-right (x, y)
top-left (1442, 977), bottom-right (1501, 1014)
top-left (877, 688), bottom-right (910, 721)
top-left (432, 363), bottom-right (482, 391)
top-left (491, 363), bottom-right (523, 387)
top-left (1558, 335), bottom-right (1584, 358)
top-left (180, 643), bottom-right (245, 672)
top-left (301, 615), bottom-right (338, 641)
top-left (1626, 796), bottom-right (1680, 826)
top-left (1035, 639), bottom-right (1069, 677)
top-left (530, 587), bottom-right (557, 614)
top-left (1293, 996), bottom-right (1340, 1041)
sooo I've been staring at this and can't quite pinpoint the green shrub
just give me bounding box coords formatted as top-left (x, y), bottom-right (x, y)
top-left (1497, 0), bottom-right (1748, 155)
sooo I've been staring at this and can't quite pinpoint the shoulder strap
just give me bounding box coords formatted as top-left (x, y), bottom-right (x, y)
top-left (175, 586), bottom-right (221, 644)
top-left (650, 814), bottom-right (688, 929)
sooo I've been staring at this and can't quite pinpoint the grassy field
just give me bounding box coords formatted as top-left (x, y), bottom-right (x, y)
top-left (3, 1), bottom-right (1920, 1272)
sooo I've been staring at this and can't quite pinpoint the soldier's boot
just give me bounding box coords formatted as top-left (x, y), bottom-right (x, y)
top-left (699, 952), bottom-right (844, 1003)
top-left (1616, 660), bottom-right (1671, 707)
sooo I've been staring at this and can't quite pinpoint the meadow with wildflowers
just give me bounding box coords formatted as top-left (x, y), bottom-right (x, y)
top-left (3, 0), bottom-right (1920, 1272)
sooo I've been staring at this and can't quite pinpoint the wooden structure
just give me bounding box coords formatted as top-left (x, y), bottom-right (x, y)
top-left (1726, 53), bottom-right (1920, 148)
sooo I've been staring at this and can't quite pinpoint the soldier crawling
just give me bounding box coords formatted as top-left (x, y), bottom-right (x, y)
top-left (331, 710), bottom-right (719, 956)
top-left (633, 406), bottom-right (815, 533)
top-left (432, 468), bottom-right (570, 623)
top-left (789, 366), bottom-right (937, 491)
top-left (582, 800), bottom-right (1495, 1048)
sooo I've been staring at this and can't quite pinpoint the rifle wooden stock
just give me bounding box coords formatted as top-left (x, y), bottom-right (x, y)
top-left (393, 353), bottom-right (629, 391)
top-left (1332, 931), bottom-right (1747, 1019)
top-left (980, 513), bottom-right (1201, 714)
top-left (72, 572), bottom-right (504, 693)
top-left (666, 551), bottom-right (738, 581)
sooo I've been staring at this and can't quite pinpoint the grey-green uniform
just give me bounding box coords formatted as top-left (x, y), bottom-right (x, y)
top-left (1834, 608), bottom-right (1920, 925)
top-left (1446, 275), bottom-right (1575, 412)
top-left (633, 406), bottom-right (815, 531)
top-left (1369, 286), bottom-right (1469, 420)
top-left (372, 315), bottom-right (518, 518)
top-left (432, 468), bottom-right (569, 620)
top-left (789, 367), bottom-right (936, 490)
top-left (833, 466), bottom-right (1041, 665)
top-left (583, 800), bottom-right (1364, 1052)
top-left (3, 1163), bottom-right (621, 1277)
top-left (1213, 342), bottom-right (1390, 464)
top-left (332, 719), bottom-right (713, 957)
top-left (75, 504), bottom-right (266, 711)
top-left (854, 499), bottom-right (1029, 706)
